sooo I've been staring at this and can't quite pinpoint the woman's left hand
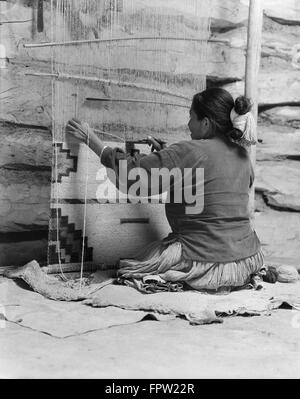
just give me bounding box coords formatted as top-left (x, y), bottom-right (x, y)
top-left (66, 118), bottom-right (91, 143)
top-left (146, 136), bottom-right (167, 152)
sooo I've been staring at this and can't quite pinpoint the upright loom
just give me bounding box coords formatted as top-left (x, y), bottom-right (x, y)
top-left (25, 0), bottom-right (212, 272)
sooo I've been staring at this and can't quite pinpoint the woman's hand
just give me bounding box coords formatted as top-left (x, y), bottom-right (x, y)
top-left (66, 118), bottom-right (91, 143)
top-left (66, 118), bottom-right (107, 158)
top-left (146, 136), bottom-right (167, 152)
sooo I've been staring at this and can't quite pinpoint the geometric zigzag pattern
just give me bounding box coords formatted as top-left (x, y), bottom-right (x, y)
top-left (51, 142), bottom-right (78, 183)
top-left (48, 208), bottom-right (93, 265)
top-left (48, 141), bottom-right (94, 265)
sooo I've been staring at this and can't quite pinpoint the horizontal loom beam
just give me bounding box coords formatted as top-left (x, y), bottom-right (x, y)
top-left (23, 36), bottom-right (229, 49)
top-left (86, 97), bottom-right (190, 108)
top-left (0, 19), bottom-right (32, 25)
top-left (25, 72), bottom-right (192, 101)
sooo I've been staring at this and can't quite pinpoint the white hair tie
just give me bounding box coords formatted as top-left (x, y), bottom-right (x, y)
top-left (230, 108), bottom-right (257, 148)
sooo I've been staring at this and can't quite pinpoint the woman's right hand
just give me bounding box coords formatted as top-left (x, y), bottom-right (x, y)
top-left (66, 118), bottom-right (91, 143)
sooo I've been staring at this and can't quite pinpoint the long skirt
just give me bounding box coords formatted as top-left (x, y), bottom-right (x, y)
top-left (118, 240), bottom-right (264, 292)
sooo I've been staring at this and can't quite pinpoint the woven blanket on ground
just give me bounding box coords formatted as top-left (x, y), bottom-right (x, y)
top-left (84, 281), bottom-right (300, 325)
top-left (3, 261), bottom-right (114, 301)
top-left (2, 261), bottom-right (300, 329)
top-left (0, 278), bottom-right (173, 338)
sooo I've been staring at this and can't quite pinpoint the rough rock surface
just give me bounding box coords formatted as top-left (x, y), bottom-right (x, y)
top-left (260, 107), bottom-right (300, 129)
top-left (262, 0), bottom-right (300, 25)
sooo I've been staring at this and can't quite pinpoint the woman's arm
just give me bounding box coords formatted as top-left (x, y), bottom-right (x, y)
top-left (66, 119), bottom-right (165, 159)
top-left (66, 118), bottom-right (176, 195)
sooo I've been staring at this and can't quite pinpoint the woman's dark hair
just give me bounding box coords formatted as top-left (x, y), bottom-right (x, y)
top-left (191, 88), bottom-right (252, 141)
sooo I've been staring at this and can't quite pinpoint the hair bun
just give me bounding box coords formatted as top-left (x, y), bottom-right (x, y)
top-left (234, 96), bottom-right (252, 115)
top-left (229, 128), bottom-right (243, 141)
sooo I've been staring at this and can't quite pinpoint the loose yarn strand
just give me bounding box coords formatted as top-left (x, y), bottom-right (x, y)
top-left (79, 0), bottom-right (91, 291)
top-left (79, 129), bottom-right (90, 292)
top-left (94, 128), bottom-right (126, 143)
top-left (55, 143), bottom-right (68, 282)
top-left (49, 0), bottom-right (68, 282)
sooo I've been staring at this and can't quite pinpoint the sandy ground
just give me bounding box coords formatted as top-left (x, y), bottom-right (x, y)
top-left (1, 287), bottom-right (300, 379)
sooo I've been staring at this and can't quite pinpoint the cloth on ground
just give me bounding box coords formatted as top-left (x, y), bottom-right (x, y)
top-left (1, 272), bottom-right (299, 332)
top-left (117, 275), bottom-right (263, 295)
top-left (3, 261), bottom-right (115, 301)
top-left (84, 281), bottom-right (300, 324)
top-left (0, 278), bottom-right (174, 338)
top-left (117, 275), bottom-right (185, 294)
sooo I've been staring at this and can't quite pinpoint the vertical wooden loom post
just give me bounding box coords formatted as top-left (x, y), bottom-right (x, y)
top-left (245, 0), bottom-right (263, 220)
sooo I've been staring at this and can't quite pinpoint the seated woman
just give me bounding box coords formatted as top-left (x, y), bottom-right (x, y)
top-left (66, 87), bottom-right (263, 292)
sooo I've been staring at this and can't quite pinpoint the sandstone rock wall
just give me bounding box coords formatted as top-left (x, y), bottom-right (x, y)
top-left (0, 0), bottom-right (299, 266)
